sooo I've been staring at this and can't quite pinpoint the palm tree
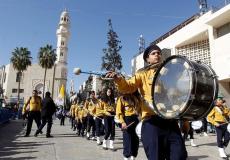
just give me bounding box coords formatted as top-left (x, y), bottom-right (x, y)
top-left (38, 44), bottom-right (56, 98)
top-left (10, 47), bottom-right (32, 104)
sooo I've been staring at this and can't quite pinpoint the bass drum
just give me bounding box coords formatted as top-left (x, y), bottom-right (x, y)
top-left (135, 121), bottom-right (142, 139)
top-left (191, 121), bottom-right (203, 130)
top-left (152, 55), bottom-right (218, 120)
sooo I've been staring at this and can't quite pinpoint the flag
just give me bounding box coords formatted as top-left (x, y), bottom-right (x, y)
top-left (59, 84), bottom-right (65, 99)
top-left (55, 84), bottom-right (65, 106)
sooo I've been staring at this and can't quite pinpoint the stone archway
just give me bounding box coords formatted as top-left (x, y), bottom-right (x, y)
top-left (35, 83), bottom-right (44, 96)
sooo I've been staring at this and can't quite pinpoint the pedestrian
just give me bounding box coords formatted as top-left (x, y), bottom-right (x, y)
top-left (106, 44), bottom-right (187, 160)
top-left (59, 106), bottom-right (66, 126)
top-left (34, 91), bottom-right (56, 138)
top-left (23, 90), bottom-right (42, 137)
top-left (207, 98), bottom-right (230, 158)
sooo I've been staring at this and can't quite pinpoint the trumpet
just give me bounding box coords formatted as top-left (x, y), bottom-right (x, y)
top-left (73, 68), bottom-right (114, 80)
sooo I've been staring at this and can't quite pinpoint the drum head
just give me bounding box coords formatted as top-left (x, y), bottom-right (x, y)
top-left (152, 56), bottom-right (193, 119)
top-left (191, 121), bottom-right (203, 130)
top-left (227, 124), bottom-right (230, 133)
top-left (135, 121), bottom-right (142, 139)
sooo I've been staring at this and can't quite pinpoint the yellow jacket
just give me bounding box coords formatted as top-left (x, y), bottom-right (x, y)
top-left (85, 99), bottom-right (104, 117)
top-left (207, 105), bottom-right (230, 126)
top-left (102, 101), bottom-right (115, 116)
top-left (76, 107), bottom-right (88, 122)
top-left (92, 99), bottom-right (105, 117)
top-left (116, 95), bottom-right (140, 124)
top-left (74, 105), bottom-right (80, 120)
top-left (23, 96), bottom-right (42, 113)
top-left (115, 68), bottom-right (157, 120)
top-left (70, 104), bottom-right (77, 117)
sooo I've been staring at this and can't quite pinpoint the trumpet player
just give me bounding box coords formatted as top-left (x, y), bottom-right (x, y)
top-left (106, 44), bottom-right (187, 160)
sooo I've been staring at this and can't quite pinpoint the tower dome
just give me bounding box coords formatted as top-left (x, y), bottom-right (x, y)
top-left (59, 9), bottom-right (70, 26)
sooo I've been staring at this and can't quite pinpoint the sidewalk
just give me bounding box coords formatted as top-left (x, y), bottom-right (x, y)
top-left (0, 119), bottom-right (229, 160)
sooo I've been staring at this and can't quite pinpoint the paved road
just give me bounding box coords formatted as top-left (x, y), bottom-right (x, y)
top-left (0, 119), bottom-right (229, 160)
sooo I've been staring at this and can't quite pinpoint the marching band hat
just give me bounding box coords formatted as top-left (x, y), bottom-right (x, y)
top-left (143, 44), bottom-right (161, 62)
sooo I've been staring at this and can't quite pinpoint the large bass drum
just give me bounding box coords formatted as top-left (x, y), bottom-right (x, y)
top-left (152, 55), bottom-right (218, 120)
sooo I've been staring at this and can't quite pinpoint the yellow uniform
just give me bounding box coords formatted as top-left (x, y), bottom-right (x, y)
top-left (77, 107), bottom-right (88, 123)
top-left (92, 99), bottom-right (105, 117)
top-left (85, 100), bottom-right (96, 116)
top-left (70, 104), bottom-right (77, 118)
top-left (115, 68), bottom-right (156, 120)
top-left (74, 104), bottom-right (80, 121)
top-left (102, 101), bottom-right (115, 116)
top-left (116, 95), bottom-right (140, 124)
top-left (23, 96), bottom-right (42, 113)
top-left (207, 106), bottom-right (230, 126)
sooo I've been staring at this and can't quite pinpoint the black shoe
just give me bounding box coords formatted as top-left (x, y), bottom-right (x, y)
top-left (46, 135), bottom-right (53, 138)
top-left (34, 133), bottom-right (38, 137)
top-left (24, 134), bottom-right (29, 137)
top-left (39, 131), bottom-right (43, 134)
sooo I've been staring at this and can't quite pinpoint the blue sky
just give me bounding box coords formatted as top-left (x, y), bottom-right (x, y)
top-left (0, 0), bottom-right (225, 92)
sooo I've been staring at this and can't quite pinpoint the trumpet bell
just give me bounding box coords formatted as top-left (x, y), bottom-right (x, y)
top-left (73, 68), bottom-right (81, 75)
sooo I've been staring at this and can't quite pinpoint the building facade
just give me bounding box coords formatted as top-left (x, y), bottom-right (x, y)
top-left (132, 4), bottom-right (230, 104)
top-left (0, 10), bottom-right (70, 102)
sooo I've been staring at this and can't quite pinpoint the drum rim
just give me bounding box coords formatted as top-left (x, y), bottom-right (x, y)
top-left (152, 55), bottom-right (195, 119)
top-left (196, 63), bottom-right (219, 119)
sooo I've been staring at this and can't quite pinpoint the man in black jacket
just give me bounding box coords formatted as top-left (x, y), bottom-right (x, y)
top-left (34, 92), bottom-right (56, 138)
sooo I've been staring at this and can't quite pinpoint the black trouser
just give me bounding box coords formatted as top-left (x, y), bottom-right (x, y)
top-left (216, 124), bottom-right (230, 148)
top-left (71, 116), bottom-right (75, 128)
top-left (77, 118), bottom-right (87, 136)
top-left (123, 115), bottom-right (139, 158)
top-left (87, 115), bottom-right (95, 137)
top-left (26, 111), bottom-right (41, 136)
top-left (60, 115), bottom-right (65, 125)
top-left (202, 118), bottom-right (208, 132)
top-left (141, 116), bottom-right (187, 160)
top-left (183, 122), bottom-right (194, 140)
top-left (36, 116), bottom-right (53, 136)
top-left (95, 116), bottom-right (104, 137)
top-left (104, 116), bottom-right (115, 140)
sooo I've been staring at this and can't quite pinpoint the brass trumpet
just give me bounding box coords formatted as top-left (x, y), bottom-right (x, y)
top-left (73, 68), bottom-right (114, 80)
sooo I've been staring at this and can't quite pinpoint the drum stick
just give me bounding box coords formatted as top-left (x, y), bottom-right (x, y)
top-left (127, 121), bottom-right (135, 128)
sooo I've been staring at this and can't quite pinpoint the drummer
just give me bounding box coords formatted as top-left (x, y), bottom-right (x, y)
top-left (116, 91), bottom-right (140, 160)
top-left (106, 44), bottom-right (187, 160)
top-left (207, 98), bottom-right (230, 158)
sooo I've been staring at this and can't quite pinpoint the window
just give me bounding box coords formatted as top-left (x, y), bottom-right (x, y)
top-left (216, 22), bottom-right (230, 38)
top-left (19, 89), bottom-right (24, 93)
top-left (16, 72), bottom-right (21, 82)
top-left (176, 39), bottom-right (211, 66)
top-left (12, 89), bottom-right (17, 93)
top-left (60, 52), bottom-right (64, 56)
top-left (61, 41), bottom-right (65, 46)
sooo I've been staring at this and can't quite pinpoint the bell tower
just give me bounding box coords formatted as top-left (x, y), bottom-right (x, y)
top-left (54, 9), bottom-right (70, 98)
top-left (56, 9), bottom-right (70, 64)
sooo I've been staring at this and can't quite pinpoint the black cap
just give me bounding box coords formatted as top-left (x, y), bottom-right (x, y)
top-left (143, 44), bottom-right (161, 62)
